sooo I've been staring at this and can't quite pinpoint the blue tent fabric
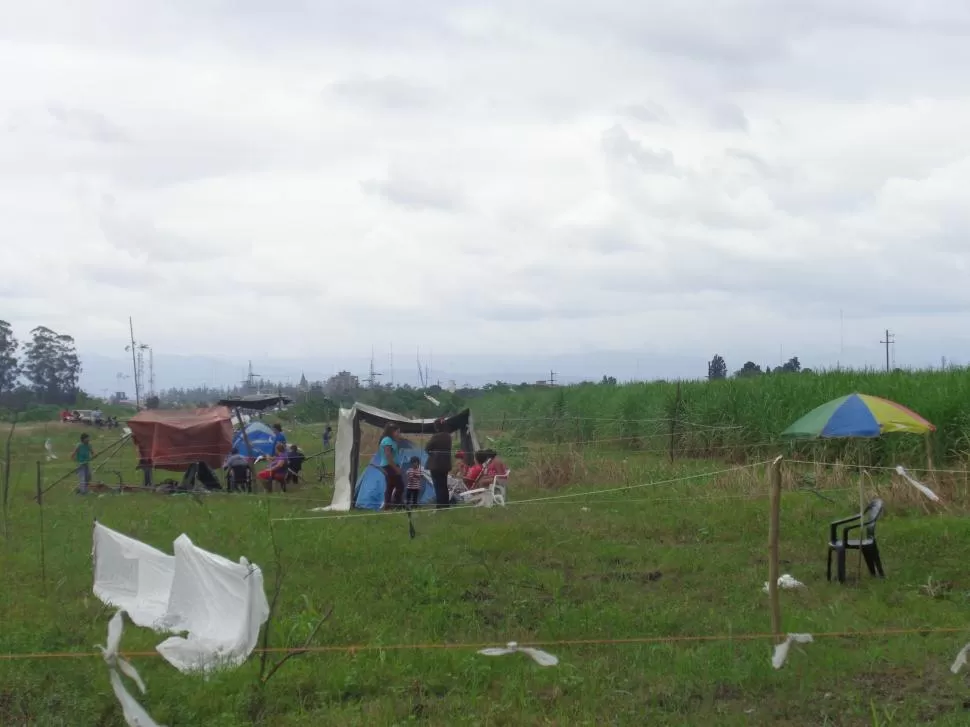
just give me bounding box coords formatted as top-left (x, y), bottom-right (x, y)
top-left (354, 439), bottom-right (436, 510)
top-left (232, 421), bottom-right (277, 458)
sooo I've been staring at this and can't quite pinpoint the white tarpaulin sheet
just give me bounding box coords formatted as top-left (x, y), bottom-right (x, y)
top-left (93, 524), bottom-right (175, 629)
top-left (93, 522), bottom-right (270, 674)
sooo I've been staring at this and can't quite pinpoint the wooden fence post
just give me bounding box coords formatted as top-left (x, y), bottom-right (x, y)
top-left (668, 382), bottom-right (682, 464)
top-left (768, 455), bottom-right (783, 643)
top-left (36, 461), bottom-right (47, 595)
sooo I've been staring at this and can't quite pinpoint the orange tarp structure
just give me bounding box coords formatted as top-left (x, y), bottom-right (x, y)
top-left (128, 407), bottom-right (233, 471)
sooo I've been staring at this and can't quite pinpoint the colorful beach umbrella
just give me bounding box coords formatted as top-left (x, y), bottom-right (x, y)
top-left (781, 393), bottom-right (935, 439)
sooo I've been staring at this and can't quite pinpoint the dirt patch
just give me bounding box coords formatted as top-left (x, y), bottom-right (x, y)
top-left (460, 587), bottom-right (494, 603)
top-left (584, 570), bottom-right (662, 584)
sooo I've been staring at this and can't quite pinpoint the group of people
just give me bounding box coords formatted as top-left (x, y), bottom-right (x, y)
top-left (224, 423), bottom-right (305, 492)
top-left (377, 419), bottom-right (508, 510)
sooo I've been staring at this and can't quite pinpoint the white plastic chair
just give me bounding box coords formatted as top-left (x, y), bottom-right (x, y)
top-left (459, 467), bottom-right (510, 508)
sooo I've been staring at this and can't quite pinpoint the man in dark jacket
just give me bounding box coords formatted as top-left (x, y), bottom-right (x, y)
top-left (424, 418), bottom-right (453, 508)
top-left (286, 444), bottom-right (305, 486)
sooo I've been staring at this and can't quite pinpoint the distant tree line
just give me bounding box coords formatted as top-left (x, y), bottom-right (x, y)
top-left (708, 354), bottom-right (812, 380)
top-left (0, 321), bottom-right (83, 409)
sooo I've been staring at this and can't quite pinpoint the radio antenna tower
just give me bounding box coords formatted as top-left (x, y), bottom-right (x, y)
top-left (367, 349), bottom-right (383, 389)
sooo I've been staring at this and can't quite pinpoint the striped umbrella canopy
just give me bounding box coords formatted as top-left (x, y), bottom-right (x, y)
top-left (781, 393), bottom-right (935, 439)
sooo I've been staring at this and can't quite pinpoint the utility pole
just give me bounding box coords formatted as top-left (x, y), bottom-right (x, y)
top-left (416, 348), bottom-right (426, 388)
top-left (127, 317), bottom-right (141, 409)
top-left (549, 369), bottom-right (558, 387)
top-left (880, 329), bottom-right (894, 373)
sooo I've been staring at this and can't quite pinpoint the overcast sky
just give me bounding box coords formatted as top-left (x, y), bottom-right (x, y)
top-left (3, 1), bottom-right (970, 382)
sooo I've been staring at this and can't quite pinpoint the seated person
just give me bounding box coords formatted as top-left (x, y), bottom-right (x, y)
top-left (480, 449), bottom-right (507, 477)
top-left (453, 450), bottom-right (469, 478)
top-left (463, 450), bottom-right (492, 489)
top-left (286, 444), bottom-right (305, 485)
top-left (222, 447), bottom-right (249, 488)
top-left (257, 443), bottom-right (289, 492)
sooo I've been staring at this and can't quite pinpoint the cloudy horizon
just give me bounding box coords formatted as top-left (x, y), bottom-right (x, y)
top-left (3, 1), bottom-right (970, 389)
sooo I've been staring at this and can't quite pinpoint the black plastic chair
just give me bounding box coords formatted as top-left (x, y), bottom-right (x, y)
top-left (827, 498), bottom-right (885, 583)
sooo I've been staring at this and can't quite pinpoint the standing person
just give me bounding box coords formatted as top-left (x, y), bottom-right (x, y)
top-left (424, 418), bottom-right (453, 508)
top-left (322, 425), bottom-right (333, 449)
top-left (272, 423), bottom-right (287, 450)
top-left (379, 423), bottom-right (404, 509)
top-left (404, 456), bottom-right (423, 508)
top-left (72, 433), bottom-right (94, 495)
top-left (136, 456), bottom-right (154, 489)
top-left (286, 443), bottom-right (305, 486)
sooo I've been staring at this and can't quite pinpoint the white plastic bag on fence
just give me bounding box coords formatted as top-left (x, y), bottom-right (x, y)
top-left (772, 633), bottom-right (813, 669)
top-left (155, 535), bottom-right (269, 673)
top-left (93, 523), bottom-right (175, 628)
top-left (478, 641), bottom-right (559, 666)
top-left (99, 610), bottom-right (165, 727)
top-left (894, 466), bottom-right (941, 502)
top-left (951, 642), bottom-right (970, 674)
top-left (92, 522), bottom-right (269, 674)
top-left (763, 574), bottom-right (805, 593)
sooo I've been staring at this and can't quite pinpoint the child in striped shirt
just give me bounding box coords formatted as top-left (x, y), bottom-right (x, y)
top-left (405, 456), bottom-right (423, 507)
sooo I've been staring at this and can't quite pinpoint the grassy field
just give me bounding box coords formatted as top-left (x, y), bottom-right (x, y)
top-left (1, 422), bottom-right (970, 725)
top-left (470, 368), bottom-right (970, 466)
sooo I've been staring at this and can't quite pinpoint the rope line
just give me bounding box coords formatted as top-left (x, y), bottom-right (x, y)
top-left (787, 459), bottom-right (970, 476)
top-left (273, 461), bottom-right (773, 522)
top-left (1, 626), bottom-right (964, 662)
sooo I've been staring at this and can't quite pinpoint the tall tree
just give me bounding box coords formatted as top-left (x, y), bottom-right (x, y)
top-left (23, 327), bottom-right (81, 405)
top-left (707, 354), bottom-right (727, 381)
top-left (0, 320), bottom-right (19, 398)
top-left (734, 361), bottom-right (763, 378)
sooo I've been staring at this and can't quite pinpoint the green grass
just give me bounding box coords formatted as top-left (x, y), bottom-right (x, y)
top-left (2, 424), bottom-right (970, 725)
top-left (470, 368), bottom-right (970, 466)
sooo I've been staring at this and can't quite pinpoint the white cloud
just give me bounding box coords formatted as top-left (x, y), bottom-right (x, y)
top-left (2, 0), bottom-right (970, 385)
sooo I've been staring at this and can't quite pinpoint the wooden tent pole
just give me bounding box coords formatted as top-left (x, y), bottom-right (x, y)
top-left (767, 456), bottom-right (783, 643)
top-left (234, 408), bottom-right (260, 492)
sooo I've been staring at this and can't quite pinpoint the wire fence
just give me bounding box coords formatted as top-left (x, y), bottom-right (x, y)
top-left (0, 626), bottom-right (966, 662)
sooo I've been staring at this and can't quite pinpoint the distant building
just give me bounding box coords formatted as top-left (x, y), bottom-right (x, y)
top-left (298, 372), bottom-right (309, 392)
top-left (324, 370), bottom-right (359, 398)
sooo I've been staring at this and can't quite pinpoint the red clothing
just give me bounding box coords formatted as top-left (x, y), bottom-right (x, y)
top-left (487, 460), bottom-right (508, 477)
top-left (465, 464), bottom-right (484, 485)
top-left (259, 454), bottom-right (287, 481)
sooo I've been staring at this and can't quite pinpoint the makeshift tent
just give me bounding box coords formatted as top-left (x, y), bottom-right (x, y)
top-left (354, 440), bottom-right (437, 509)
top-left (128, 407), bottom-right (233, 471)
top-left (232, 421), bottom-right (277, 458)
top-left (325, 403), bottom-right (479, 511)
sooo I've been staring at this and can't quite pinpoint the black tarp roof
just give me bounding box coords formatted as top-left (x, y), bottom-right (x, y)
top-left (217, 394), bottom-right (292, 412)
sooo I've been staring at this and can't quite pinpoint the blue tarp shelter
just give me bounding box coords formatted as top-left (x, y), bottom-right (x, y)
top-left (353, 439), bottom-right (436, 510)
top-left (232, 421), bottom-right (277, 458)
